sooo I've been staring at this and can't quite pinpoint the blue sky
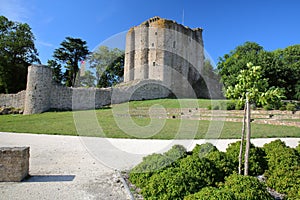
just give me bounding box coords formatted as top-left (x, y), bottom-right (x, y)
top-left (0, 0), bottom-right (299, 66)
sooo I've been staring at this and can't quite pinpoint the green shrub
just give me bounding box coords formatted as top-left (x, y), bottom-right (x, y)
top-left (222, 173), bottom-right (273, 200)
top-left (263, 140), bottom-right (300, 199)
top-left (213, 105), bottom-right (220, 110)
top-left (226, 100), bottom-right (236, 110)
top-left (129, 145), bottom-right (187, 188)
top-left (296, 142), bottom-right (300, 155)
top-left (225, 141), bottom-right (267, 176)
top-left (207, 105), bottom-right (212, 110)
top-left (129, 153), bottom-right (174, 188)
top-left (263, 104), bottom-right (273, 110)
top-left (164, 144), bottom-right (187, 161)
top-left (206, 150), bottom-right (235, 180)
top-left (286, 103), bottom-right (296, 111)
top-left (279, 105), bottom-right (286, 111)
top-left (265, 165), bottom-right (300, 200)
top-left (263, 139), bottom-right (300, 171)
top-left (142, 156), bottom-right (219, 200)
top-left (235, 101), bottom-right (244, 110)
top-left (184, 187), bottom-right (235, 200)
top-left (191, 143), bottom-right (218, 158)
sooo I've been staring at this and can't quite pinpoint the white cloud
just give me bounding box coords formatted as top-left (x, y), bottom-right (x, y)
top-left (0, 0), bottom-right (30, 22)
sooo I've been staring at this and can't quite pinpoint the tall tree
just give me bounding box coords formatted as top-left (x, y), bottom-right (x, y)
top-left (47, 60), bottom-right (63, 84)
top-left (217, 42), bottom-right (264, 89)
top-left (89, 46), bottom-right (124, 87)
top-left (0, 16), bottom-right (40, 93)
top-left (53, 37), bottom-right (89, 87)
top-left (218, 42), bottom-right (300, 100)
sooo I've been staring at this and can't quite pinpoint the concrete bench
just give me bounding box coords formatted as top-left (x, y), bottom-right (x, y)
top-left (0, 147), bottom-right (30, 182)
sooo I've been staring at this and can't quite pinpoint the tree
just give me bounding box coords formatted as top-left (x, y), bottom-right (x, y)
top-left (47, 60), bottom-right (63, 84)
top-left (225, 62), bottom-right (285, 108)
top-left (269, 45), bottom-right (300, 99)
top-left (0, 16), bottom-right (40, 93)
top-left (217, 42), bottom-right (300, 100)
top-left (89, 46), bottom-right (124, 87)
top-left (52, 37), bottom-right (89, 87)
top-left (79, 70), bottom-right (96, 87)
top-left (217, 42), bottom-right (264, 89)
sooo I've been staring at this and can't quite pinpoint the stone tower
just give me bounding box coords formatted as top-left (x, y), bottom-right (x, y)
top-left (23, 65), bottom-right (52, 114)
top-left (124, 16), bottom-right (205, 98)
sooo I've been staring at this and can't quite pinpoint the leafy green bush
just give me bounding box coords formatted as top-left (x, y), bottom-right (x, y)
top-left (192, 143), bottom-right (234, 183)
top-left (263, 104), bottom-right (273, 110)
top-left (286, 102), bottom-right (296, 111)
top-left (263, 140), bottom-right (300, 199)
top-left (226, 100), bottom-right (236, 110)
top-left (296, 142), bottom-right (300, 155)
top-left (164, 144), bottom-right (187, 161)
top-left (191, 143), bottom-right (218, 158)
top-left (184, 187), bottom-right (235, 200)
top-left (225, 141), bottom-right (267, 176)
top-left (222, 173), bottom-right (273, 200)
top-left (279, 105), bottom-right (286, 111)
top-left (129, 145), bottom-right (187, 188)
top-left (265, 166), bottom-right (300, 199)
top-left (129, 153), bottom-right (172, 188)
top-left (263, 139), bottom-right (300, 171)
top-left (235, 101), bottom-right (244, 110)
top-left (206, 150), bottom-right (235, 180)
top-left (142, 156), bottom-right (219, 200)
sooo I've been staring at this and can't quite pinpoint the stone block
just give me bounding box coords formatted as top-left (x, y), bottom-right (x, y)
top-left (0, 147), bottom-right (30, 182)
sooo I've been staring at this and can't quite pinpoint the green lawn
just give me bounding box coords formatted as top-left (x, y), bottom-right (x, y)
top-left (0, 99), bottom-right (299, 139)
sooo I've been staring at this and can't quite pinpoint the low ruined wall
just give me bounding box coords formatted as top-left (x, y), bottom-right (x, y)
top-left (50, 85), bottom-right (112, 111)
top-left (50, 84), bottom-right (73, 110)
top-left (0, 147), bottom-right (30, 182)
top-left (112, 80), bottom-right (171, 104)
top-left (0, 90), bottom-right (26, 109)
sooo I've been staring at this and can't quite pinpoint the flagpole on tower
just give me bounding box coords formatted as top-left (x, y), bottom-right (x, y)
top-left (182, 9), bottom-right (185, 25)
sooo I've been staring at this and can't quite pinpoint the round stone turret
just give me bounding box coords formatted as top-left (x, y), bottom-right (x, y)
top-left (23, 65), bottom-right (52, 115)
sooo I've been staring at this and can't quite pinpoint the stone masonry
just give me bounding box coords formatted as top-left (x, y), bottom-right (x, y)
top-left (0, 147), bottom-right (30, 182)
top-left (0, 17), bottom-right (218, 114)
top-left (124, 16), bottom-right (205, 98)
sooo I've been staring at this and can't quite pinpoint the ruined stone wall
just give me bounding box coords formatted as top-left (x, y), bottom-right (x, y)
top-left (0, 147), bottom-right (29, 182)
top-left (112, 80), bottom-right (171, 104)
top-left (0, 90), bottom-right (26, 108)
top-left (21, 65), bottom-right (113, 114)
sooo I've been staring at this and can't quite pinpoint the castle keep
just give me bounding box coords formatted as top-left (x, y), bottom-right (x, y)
top-left (0, 17), bottom-right (214, 114)
top-left (124, 16), bottom-right (205, 97)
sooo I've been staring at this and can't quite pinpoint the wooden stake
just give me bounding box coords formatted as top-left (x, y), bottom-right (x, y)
top-left (244, 94), bottom-right (251, 176)
top-left (238, 104), bottom-right (247, 175)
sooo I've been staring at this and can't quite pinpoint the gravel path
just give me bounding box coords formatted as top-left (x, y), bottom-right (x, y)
top-left (0, 132), bottom-right (299, 200)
